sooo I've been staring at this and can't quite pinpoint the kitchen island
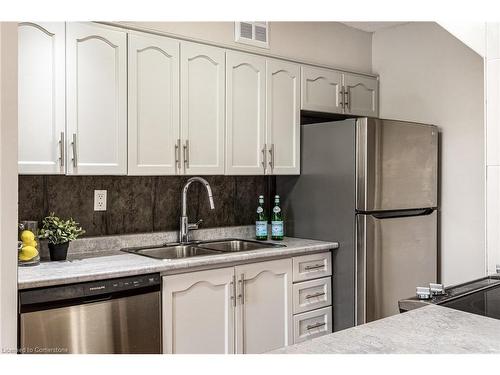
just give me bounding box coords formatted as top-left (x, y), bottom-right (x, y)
top-left (271, 304), bottom-right (500, 354)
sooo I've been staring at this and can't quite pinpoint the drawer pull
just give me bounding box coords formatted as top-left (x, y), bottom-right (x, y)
top-left (304, 264), bottom-right (324, 271)
top-left (306, 322), bottom-right (326, 331)
top-left (305, 292), bottom-right (326, 299)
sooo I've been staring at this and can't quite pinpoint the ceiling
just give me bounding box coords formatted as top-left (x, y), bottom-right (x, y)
top-left (341, 22), bottom-right (408, 33)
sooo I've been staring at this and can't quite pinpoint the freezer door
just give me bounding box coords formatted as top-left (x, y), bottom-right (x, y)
top-left (356, 118), bottom-right (438, 211)
top-left (356, 210), bottom-right (437, 324)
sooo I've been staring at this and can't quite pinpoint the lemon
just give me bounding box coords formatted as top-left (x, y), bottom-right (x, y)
top-left (21, 230), bottom-right (35, 243)
top-left (19, 245), bottom-right (38, 261)
top-left (26, 239), bottom-right (37, 248)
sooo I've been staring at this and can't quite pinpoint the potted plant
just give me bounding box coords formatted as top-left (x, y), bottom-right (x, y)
top-left (39, 213), bottom-right (85, 261)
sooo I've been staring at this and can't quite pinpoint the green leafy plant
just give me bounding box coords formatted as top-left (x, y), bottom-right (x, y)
top-left (39, 213), bottom-right (85, 245)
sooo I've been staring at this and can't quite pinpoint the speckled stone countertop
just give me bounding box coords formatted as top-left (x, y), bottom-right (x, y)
top-left (271, 305), bottom-right (500, 354)
top-left (18, 234), bottom-right (337, 290)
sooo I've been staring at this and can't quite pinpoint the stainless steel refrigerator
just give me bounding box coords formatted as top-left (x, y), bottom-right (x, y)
top-left (277, 117), bottom-right (438, 331)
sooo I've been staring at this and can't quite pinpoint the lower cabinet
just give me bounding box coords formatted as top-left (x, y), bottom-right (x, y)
top-left (235, 259), bottom-right (293, 353)
top-left (162, 258), bottom-right (293, 354)
top-left (291, 252), bottom-right (333, 343)
top-left (162, 267), bottom-right (235, 354)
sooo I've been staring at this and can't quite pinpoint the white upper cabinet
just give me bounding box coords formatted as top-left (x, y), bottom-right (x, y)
top-left (266, 59), bottom-right (300, 175)
top-left (66, 23), bottom-right (127, 175)
top-left (162, 267), bottom-right (235, 354)
top-left (128, 33), bottom-right (180, 175)
top-left (18, 22), bottom-right (66, 174)
top-left (225, 51), bottom-right (266, 175)
top-left (301, 66), bottom-right (343, 114)
top-left (19, 22), bottom-right (378, 177)
top-left (343, 73), bottom-right (379, 117)
top-left (180, 42), bottom-right (225, 175)
top-left (299, 65), bottom-right (379, 117)
top-left (235, 258), bottom-right (293, 354)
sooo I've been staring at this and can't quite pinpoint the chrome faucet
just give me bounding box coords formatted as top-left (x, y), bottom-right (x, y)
top-left (179, 177), bottom-right (215, 243)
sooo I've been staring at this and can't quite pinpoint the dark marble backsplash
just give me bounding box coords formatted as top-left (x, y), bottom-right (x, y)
top-left (19, 175), bottom-right (269, 237)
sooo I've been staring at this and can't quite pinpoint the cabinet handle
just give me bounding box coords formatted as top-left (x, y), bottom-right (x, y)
top-left (268, 144), bottom-right (274, 170)
top-left (231, 274), bottom-right (236, 307)
top-left (305, 292), bottom-right (326, 299)
top-left (175, 139), bottom-right (181, 171)
top-left (344, 89), bottom-right (349, 111)
top-left (183, 140), bottom-right (189, 169)
top-left (238, 274), bottom-right (245, 304)
top-left (306, 322), bottom-right (326, 331)
top-left (339, 89), bottom-right (344, 109)
top-left (261, 144), bottom-right (267, 172)
top-left (59, 132), bottom-right (65, 167)
top-left (71, 133), bottom-right (78, 168)
top-left (304, 264), bottom-right (324, 271)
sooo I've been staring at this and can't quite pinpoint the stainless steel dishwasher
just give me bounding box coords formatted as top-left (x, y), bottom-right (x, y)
top-left (19, 273), bottom-right (161, 354)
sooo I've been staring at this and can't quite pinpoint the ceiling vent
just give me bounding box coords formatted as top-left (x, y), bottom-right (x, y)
top-left (235, 22), bottom-right (269, 49)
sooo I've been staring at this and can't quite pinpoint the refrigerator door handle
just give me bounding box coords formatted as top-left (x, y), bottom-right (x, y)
top-left (370, 208), bottom-right (435, 220)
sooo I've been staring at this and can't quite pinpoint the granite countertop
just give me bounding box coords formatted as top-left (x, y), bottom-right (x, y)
top-left (271, 305), bottom-right (500, 354)
top-left (18, 236), bottom-right (337, 289)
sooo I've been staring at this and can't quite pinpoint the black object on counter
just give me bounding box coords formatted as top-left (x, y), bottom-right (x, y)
top-left (48, 241), bottom-right (69, 261)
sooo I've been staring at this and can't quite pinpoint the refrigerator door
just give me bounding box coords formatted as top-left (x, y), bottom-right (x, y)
top-left (356, 118), bottom-right (438, 211)
top-left (356, 210), bottom-right (437, 324)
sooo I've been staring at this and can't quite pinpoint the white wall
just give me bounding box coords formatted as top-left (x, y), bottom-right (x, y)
top-left (117, 22), bottom-right (373, 73)
top-left (486, 23), bottom-right (500, 275)
top-left (372, 22), bottom-right (485, 286)
top-left (438, 22), bottom-right (486, 57)
top-left (0, 22), bottom-right (18, 353)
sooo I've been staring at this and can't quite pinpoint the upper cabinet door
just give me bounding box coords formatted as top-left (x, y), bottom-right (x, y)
top-left (66, 23), bottom-right (127, 175)
top-left (225, 51), bottom-right (266, 175)
top-left (266, 59), bottom-right (300, 175)
top-left (128, 33), bottom-right (180, 175)
top-left (301, 66), bottom-right (343, 114)
top-left (235, 258), bottom-right (293, 354)
top-left (343, 73), bottom-right (379, 117)
top-left (162, 267), bottom-right (235, 354)
top-left (18, 22), bottom-right (66, 175)
top-left (180, 42), bottom-right (225, 175)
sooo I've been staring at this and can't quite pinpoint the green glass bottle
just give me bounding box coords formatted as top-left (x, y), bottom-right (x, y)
top-left (255, 195), bottom-right (268, 240)
top-left (271, 195), bottom-right (284, 240)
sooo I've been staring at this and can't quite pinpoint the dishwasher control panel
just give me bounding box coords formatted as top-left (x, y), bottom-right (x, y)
top-left (20, 273), bottom-right (161, 306)
top-left (85, 274), bottom-right (160, 296)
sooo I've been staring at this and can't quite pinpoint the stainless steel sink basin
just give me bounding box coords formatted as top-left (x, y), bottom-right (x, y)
top-left (122, 244), bottom-right (221, 260)
top-left (198, 239), bottom-right (285, 252)
top-left (121, 238), bottom-right (285, 260)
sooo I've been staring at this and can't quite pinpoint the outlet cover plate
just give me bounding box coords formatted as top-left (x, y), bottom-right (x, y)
top-left (94, 190), bottom-right (107, 211)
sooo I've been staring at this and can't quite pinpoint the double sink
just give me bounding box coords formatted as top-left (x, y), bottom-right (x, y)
top-left (121, 239), bottom-right (286, 260)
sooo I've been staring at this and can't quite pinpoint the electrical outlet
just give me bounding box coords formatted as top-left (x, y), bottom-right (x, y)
top-left (94, 190), bottom-right (107, 211)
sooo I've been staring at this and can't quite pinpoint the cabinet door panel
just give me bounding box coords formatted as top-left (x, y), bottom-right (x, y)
top-left (18, 22), bottom-right (65, 174)
top-left (266, 59), bottom-right (300, 175)
top-left (181, 42), bottom-right (225, 175)
top-left (128, 33), bottom-right (180, 175)
top-left (162, 268), bottom-right (235, 354)
top-left (235, 258), bottom-right (293, 353)
top-left (301, 66), bottom-right (343, 114)
top-left (226, 51), bottom-right (266, 175)
top-left (66, 23), bottom-right (127, 175)
top-left (344, 73), bottom-right (378, 117)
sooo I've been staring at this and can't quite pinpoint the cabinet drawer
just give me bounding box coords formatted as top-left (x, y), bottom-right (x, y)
top-left (293, 252), bottom-right (332, 282)
top-left (293, 277), bottom-right (331, 314)
top-left (293, 306), bottom-right (332, 344)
